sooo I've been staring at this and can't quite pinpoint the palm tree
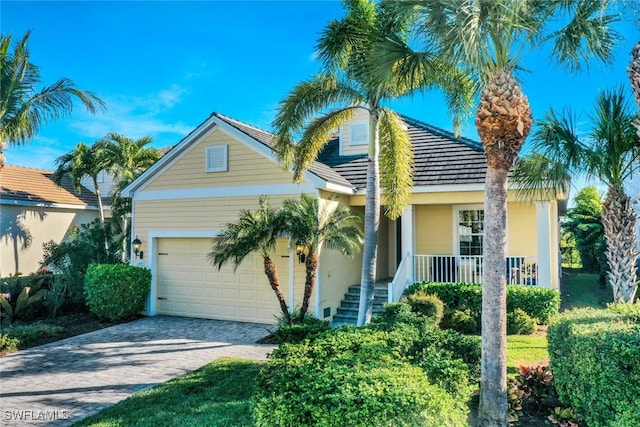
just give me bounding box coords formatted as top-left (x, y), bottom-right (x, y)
top-left (0, 31), bottom-right (105, 166)
top-left (273, 0), bottom-right (471, 326)
top-left (96, 133), bottom-right (159, 259)
top-left (282, 194), bottom-right (363, 321)
top-left (630, 41), bottom-right (640, 137)
top-left (208, 196), bottom-right (291, 325)
top-left (54, 142), bottom-right (110, 224)
top-left (517, 88), bottom-right (639, 303)
top-left (376, 1), bottom-right (621, 424)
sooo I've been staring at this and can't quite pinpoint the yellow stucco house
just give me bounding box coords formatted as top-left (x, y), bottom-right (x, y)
top-left (0, 165), bottom-right (100, 276)
top-left (122, 110), bottom-right (565, 325)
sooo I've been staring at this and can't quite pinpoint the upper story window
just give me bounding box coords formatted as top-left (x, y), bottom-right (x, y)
top-left (457, 208), bottom-right (484, 256)
top-left (350, 123), bottom-right (369, 145)
top-left (205, 145), bottom-right (228, 172)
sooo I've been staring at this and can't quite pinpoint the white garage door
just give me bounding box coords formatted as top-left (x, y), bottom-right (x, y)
top-left (156, 238), bottom-right (289, 324)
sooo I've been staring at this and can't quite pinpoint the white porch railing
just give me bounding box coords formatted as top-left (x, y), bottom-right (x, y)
top-left (387, 252), bottom-right (414, 304)
top-left (388, 254), bottom-right (539, 302)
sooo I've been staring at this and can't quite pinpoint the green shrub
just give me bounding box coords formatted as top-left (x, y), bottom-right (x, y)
top-left (613, 408), bottom-right (640, 427)
top-left (0, 333), bottom-right (19, 352)
top-left (2, 323), bottom-right (64, 347)
top-left (407, 282), bottom-right (560, 324)
top-left (84, 264), bottom-right (151, 321)
top-left (441, 308), bottom-right (479, 334)
top-left (548, 307), bottom-right (640, 426)
top-left (274, 313), bottom-right (330, 344)
top-left (404, 291), bottom-right (444, 325)
top-left (507, 308), bottom-right (537, 335)
top-left (253, 327), bottom-right (468, 426)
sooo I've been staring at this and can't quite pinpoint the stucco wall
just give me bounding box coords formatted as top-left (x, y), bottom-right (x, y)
top-left (0, 205), bottom-right (99, 276)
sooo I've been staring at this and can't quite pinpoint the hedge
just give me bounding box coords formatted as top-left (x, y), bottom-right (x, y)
top-left (407, 282), bottom-right (560, 324)
top-left (84, 264), bottom-right (151, 321)
top-left (253, 326), bottom-right (469, 426)
top-left (547, 306), bottom-right (640, 427)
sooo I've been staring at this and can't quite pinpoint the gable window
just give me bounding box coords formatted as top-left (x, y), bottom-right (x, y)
top-left (350, 123), bottom-right (369, 145)
top-left (457, 208), bottom-right (484, 256)
top-left (205, 145), bottom-right (228, 172)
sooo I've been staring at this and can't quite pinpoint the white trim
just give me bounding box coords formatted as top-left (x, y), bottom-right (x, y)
top-left (322, 181), bottom-right (356, 195)
top-left (400, 205), bottom-right (415, 259)
top-left (149, 230), bottom-right (220, 239)
top-left (205, 145), bottom-right (228, 172)
top-left (288, 244), bottom-right (295, 311)
top-left (314, 245), bottom-right (322, 319)
top-left (536, 201), bottom-right (552, 289)
top-left (0, 199), bottom-right (99, 210)
top-left (133, 183), bottom-right (317, 201)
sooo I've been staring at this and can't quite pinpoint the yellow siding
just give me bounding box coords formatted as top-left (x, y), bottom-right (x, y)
top-left (507, 202), bottom-right (538, 256)
top-left (317, 194), bottom-right (362, 320)
top-left (350, 189), bottom-right (531, 207)
top-left (415, 205), bottom-right (453, 254)
top-left (145, 128), bottom-right (294, 191)
top-left (340, 108), bottom-right (370, 156)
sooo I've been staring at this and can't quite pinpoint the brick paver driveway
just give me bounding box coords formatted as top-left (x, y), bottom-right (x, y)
top-left (0, 316), bottom-right (276, 426)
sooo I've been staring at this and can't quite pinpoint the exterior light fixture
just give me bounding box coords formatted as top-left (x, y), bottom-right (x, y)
top-left (295, 241), bottom-right (306, 264)
top-left (132, 236), bottom-right (144, 260)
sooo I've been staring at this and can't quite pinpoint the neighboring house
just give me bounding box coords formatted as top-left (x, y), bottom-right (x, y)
top-left (122, 110), bottom-right (566, 324)
top-left (0, 165), bottom-right (99, 276)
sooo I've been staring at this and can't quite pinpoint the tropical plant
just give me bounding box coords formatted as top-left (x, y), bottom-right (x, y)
top-left (272, 0), bottom-right (471, 325)
top-left (629, 41), bottom-right (640, 137)
top-left (0, 277), bottom-right (46, 324)
top-left (208, 196), bottom-right (291, 324)
top-left (519, 88), bottom-right (639, 303)
top-left (562, 187), bottom-right (607, 274)
top-left (376, 1), bottom-right (621, 424)
top-left (0, 31), bottom-right (104, 166)
top-left (96, 133), bottom-right (159, 259)
top-left (53, 142), bottom-right (110, 224)
top-left (559, 231), bottom-right (580, 268)
top-left (282, 194), bottom-right (362, 321)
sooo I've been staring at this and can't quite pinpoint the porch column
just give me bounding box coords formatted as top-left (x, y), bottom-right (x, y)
top-left (401, 205), bottom-right (415, 282)
top-left (536, 201), bottom-right (552, 289)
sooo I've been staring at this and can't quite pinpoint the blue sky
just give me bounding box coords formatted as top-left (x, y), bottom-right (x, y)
top-left (2, 0), bottom-right (639, 195)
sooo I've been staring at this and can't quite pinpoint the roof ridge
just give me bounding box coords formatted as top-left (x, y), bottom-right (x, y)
top-left (399, 114), bottom-right (483, 151)
top-left (213, 112), bottom-right (274, 137)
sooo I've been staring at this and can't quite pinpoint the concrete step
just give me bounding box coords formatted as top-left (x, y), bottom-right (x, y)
top-left (331, 281), bottom-right (390, 326)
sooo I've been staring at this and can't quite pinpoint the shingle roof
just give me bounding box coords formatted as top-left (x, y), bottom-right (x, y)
top-left (317, 115), bottom-right (489, 189)
top-left (213, 112), bottom-right (355, 189)
top-left (0, 165), bottom-right (99, 207)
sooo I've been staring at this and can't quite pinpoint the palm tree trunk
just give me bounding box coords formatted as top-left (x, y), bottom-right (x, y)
top-left (92, 177), bottom-right (109, 252)
top-left (299, 251), bottom-right (318, 321)
top-left (263, 256), bottom-right (291, 324)
top-left (602, 185), bottom-right (639, 303)
top-left (479, 167), bottom-right (509, 427)
top-left (628, 41), bottom-right (640, 137)
top-left (357, 110), bottom-right (380, 326)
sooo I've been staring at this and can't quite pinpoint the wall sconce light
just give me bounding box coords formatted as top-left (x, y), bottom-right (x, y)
top-left (132, 236), bottom-right (144, 260)
top-left (295, 241), bottom-right (306, 264)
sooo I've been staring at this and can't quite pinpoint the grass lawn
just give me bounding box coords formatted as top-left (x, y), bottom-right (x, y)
top-left (75, 357), bottom-right (264, 427)
top-left (560, 271), bottom-right (612, 310)
top-left (506, 334), bottom-right (548, 375)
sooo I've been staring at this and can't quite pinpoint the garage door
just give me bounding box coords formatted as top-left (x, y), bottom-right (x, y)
top-left (156, 238), bottom-right (289, 324)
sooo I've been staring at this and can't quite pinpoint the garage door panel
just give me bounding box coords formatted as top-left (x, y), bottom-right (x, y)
top-left (156, 237), bottom-right (285, 323)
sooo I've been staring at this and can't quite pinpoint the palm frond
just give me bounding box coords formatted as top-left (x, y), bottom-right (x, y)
top-left (512, 152), bottom-right (571, 202)
top-left (293, 107), bottom-right (359, 182)
top-left (379, 108), bottom-right (413, 219)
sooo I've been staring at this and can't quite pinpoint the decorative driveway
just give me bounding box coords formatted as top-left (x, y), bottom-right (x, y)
top-left (0, 316), bottom-right (276, 426)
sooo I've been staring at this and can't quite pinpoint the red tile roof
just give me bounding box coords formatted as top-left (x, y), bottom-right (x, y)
top-left (0, 165), bottom-right (99, 207)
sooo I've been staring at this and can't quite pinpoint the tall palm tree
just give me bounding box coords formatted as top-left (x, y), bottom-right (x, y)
top-left (273, 0), bottom-right (471, 326)
top-left (630, 41), bottom-right (640, 136)
top-left (208, 196), bottom-right (291, 325)
top-left (0, 31), bottom-right (105, 166)
top-left (516, 88), bottom-right (639, 303)
top-left (376, 1), bottom-right (621, 424)
top-left (282, 194), bottom-right (363, 321)
top-left (96, 133), bottom-right (159, 261)
top-left (54, 142), bottom-right (110, 224)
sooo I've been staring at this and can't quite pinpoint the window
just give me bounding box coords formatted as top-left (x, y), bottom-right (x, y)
top-left (458, 209), bottom-right (484, 256)
top-left (205, 145), bottom-right (228, 172)
top-left (350, 123), bottom-right (369, 145)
